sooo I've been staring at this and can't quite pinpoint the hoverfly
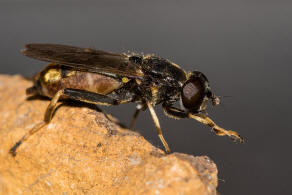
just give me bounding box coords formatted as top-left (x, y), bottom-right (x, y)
top-left (10, 43), bottom-right (244, 156)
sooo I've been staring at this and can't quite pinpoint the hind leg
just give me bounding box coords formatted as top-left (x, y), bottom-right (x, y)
top-left (10, 90), bottom-right (64, 156)
top-left (10, 88), bottom-right (129, 156)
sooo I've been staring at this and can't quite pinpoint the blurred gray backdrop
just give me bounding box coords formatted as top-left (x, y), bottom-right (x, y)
top-left (1, 1), bottom-right (291, 194)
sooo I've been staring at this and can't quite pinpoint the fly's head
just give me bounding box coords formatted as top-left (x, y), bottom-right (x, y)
top-left (181, 71), bottom-right (220, 113)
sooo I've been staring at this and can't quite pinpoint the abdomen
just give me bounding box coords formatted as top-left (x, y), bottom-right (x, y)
top-left (30, 64), bottom-right (122, 98)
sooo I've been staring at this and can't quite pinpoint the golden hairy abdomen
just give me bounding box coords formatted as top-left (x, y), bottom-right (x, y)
top-left (39, 65), bottom-right (122, 97)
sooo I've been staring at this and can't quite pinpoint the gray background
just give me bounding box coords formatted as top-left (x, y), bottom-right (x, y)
top-left (1, 1), bottom-right (291, 194)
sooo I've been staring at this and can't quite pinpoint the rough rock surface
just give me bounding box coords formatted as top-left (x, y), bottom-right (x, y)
top-left (0, 75), bottom-right (218, 195)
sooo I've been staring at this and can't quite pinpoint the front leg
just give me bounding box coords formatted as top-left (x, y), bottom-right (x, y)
top-left (162, 102), bottom-right (188, 119)
top-left (189, 113), bottom-right (244, 142)
top-left (162, 103), bottom-right (244, 142)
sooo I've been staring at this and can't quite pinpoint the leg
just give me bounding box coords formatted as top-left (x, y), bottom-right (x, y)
top-left (189, 113), bottom-right (244, 142)
top-left (10, 89), bottom-right (64, 156)
top-left (63, 88), bottom-right (120, 105)
top-left (147, 102), bottom-right (170, 154)
top-left (10, 88), bottom-right (125, 156)
top-left (129, 109), bottom-right (140, 130)
top-left (129, 104), bottom-right (146, 130)
top-left (162, 103), bottom-right (244, 142)
top-left (65, 88), bottom-right (134, 128)
top-left (162, 103), bottom-right (188, 119)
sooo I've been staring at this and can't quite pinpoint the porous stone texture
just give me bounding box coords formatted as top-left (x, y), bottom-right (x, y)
top-left (0, 75), bottom-right (218, 195)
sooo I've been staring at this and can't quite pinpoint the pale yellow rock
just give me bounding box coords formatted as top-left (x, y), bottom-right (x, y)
top-left (0, 75), bottom-right (218, 195)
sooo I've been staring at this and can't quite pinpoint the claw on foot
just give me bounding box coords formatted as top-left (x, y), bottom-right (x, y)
top-left (9, 140), bottom-right (22, 157)
top-left (189, 113), bottom-right (245, 143)
top-left (213, 127), bottom-right (244, 143)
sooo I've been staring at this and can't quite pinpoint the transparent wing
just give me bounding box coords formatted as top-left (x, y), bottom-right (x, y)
top-left (22, 43), bottom-right (144, 78)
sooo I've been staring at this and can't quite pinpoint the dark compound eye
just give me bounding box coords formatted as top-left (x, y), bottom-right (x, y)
top-left (181, 77), bottom-right (205, 111)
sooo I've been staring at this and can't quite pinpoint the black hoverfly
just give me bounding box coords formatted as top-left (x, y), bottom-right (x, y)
top-left (10, 43), bottom-right (244, 156)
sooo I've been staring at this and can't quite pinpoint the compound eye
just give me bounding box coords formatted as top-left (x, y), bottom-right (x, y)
top-left (181, 78), bottom-right (205, 111)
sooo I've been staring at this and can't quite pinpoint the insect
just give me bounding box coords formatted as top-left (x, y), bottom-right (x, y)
top-left (9, 43), bottom-right (244, 156)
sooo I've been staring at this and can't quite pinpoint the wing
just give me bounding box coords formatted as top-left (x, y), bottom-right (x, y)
top-left (22, 43), bottom-right (144, 78)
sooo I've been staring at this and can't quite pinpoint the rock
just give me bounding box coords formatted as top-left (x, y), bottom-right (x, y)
top-left (0, 75), bottom-right (218, 195)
